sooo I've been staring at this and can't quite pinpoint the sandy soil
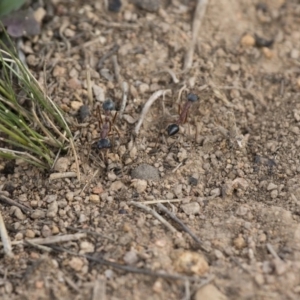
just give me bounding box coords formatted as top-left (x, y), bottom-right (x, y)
top-left (1, 0), bottom-right (300, 299)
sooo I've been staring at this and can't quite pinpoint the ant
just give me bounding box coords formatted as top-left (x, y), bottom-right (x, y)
top-left (167, 93), bottom-right (199, 136)
top-left (96, 99), bottom-right (118, 150)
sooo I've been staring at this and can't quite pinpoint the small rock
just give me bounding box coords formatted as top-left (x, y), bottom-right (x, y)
top-left (188, 176), bottom-right (198, 186)
top-left (66, 192), bottom-right (74, 201)
top-left (80, 241), bottom-right (95, 254)
top-left (53, 65), bottom-right (66, 77)
top-left (92, 186), bottom-right (104, 194)
top-left (131, 164), bottom-right (159, 181)
top-left (92, 85), bottom-right (105, 102)
top-left (110, 180), bottom-right (124, 191)
top-left (54, 157), bottom-right (70, 172)
top-left (47, 201), bottom-right (58, 218)
top-left (52, 225), bottom-right (60, 234)
top-left (267, 183), bottom-right (278, 191)
top-left (233, 235), bottom-right (246, 249)
top-left (44, 194), bottom-right (58, 203)
top-left (71, 101), bottom-right (83, 111)
top-left (123, 250), bottom-right (138, 265)
top-left (270, 189), bottom-right (278, 199)
top-left (173, 250), bottom-right (209, 275)
top-left (293, 109), bottom-right (300, 122)
top-left (89, 194), bottom-right (100, 203)
top-left (108, 0), bottom-right (122, 12)
top-left (138, 83), bottom-right (149, 94)
top-left (25, 229), bottom-right (35, 238)
top-left (130, 0), bottom-right (160, 12)
top-left (152, 279), bottom-right (163, 293)
top-left (290, 126), bottom-right (300, 134)
top-left (241, 34), bottom-right (255, 47)
top-left (262, 47), bottom-right (273, 59)
top-left (210, 188), bottom-right (220, 197)
top-left (64, 28), bottom-right (75, 37)
top-left (42, 225), bottom-right (52, 237)
top-left (34, 7), bottom-right (46, 23)
top-left (15, 232), bottom-right (23, 240)
top-left (14, 207), bottom-right (26, 220)
top-left (214, 249), bottom-right (225, 260)
top-left (236, 205), bottom-right (248, 216)
top-left (195, 284), bottom-right (228, 300)
top-left (31, 210), bottom-right (45, 219)
top-left (291, 49), bottom-right (299, 59)
top-left (67, 78), bottom-right (82, 90)
top-left (181, 202), bottom-right (200, 215)
top-left (69, 257), bottom-right (84, 271)
top-left (131, 179), bottom-right (147, 193)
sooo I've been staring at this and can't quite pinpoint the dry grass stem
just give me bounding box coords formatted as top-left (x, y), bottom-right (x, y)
top-left (0, 210), bottom-right (13, 257)
top-left (49, 172), bottom-right (78, 180)
top-left (140, 198), bottom-right (190, 204)
top-left (156, 203), bottom-right (208, 252)
top-left (130, 201), bottom-right (177, 233)
top-left (184, 0), bottom-right (209, 70)
top-left (112, 55), bottom-right (121, 84)
top-left (92, 277), bottom-right (106, 300)
top-left (134, 89), bottom-right (172, 136)
top-left (0, 192), bottom-right (32, 213)
top-left (119, 81), bottom-right (129, 120)
top-left (4, 233), bottom-right (87, 246)
top-left (86, 66), bottom-right (93, 107)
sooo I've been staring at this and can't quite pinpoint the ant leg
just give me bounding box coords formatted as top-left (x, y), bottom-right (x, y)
top-left (97, 105), bottom-right (104, 129)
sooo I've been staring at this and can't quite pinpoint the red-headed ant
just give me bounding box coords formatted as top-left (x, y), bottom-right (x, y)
top-left (166, 93), bottom-right (199, 136)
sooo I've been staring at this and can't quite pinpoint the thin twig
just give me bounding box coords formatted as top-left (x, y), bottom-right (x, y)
top-left (49, 172), bottom-right (78, 181)
top-left (25, 240), bottom-right (52, 252)
top-left (80, 169), bottom-right (99, 194)
top-left (86, 65), bottom-right (93, 107)
top-left (134, 89), bottom-right (172, 136)
top-left (112, 55), bottom-right (121, 84)
top-left (140, 198), bottom-right (190, 204)
top-left (98, 44), bottom-right (119, 70)
top-left (0, 192), bottom-right (32, 212)
top-left (130, 201), bottom-right (177, 233)
top-left (0, 210), bottom-right (13, 257)
top-left (92, 277), bottom-right (106, 300)
top-left (2, 233), bottom-right (87, 246)
top-left (184, 0), bottom-right (209, 70)
top-left (119, 81), bottom-right (128, 120)
top-left (266, 243), bottom-right (281, 260)
top-left (49, 245), bottom-right (208, 282)
top-left (66, 226), bottom-right (115, 242)
top-left (156, 203), bottom-right (209, 252)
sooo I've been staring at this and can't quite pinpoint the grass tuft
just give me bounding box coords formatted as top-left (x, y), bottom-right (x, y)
top-left (0, 30), bottom-right (75, 170)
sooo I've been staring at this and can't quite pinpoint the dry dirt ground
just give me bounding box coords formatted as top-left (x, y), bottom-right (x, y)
top-left (2, 0), bottom-right (300, 299)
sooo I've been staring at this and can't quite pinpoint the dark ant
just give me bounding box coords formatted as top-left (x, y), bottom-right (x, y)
top-left (167, 93), bottom-right (199, 136)
top-left (97, 99), bottom-right (118, 149)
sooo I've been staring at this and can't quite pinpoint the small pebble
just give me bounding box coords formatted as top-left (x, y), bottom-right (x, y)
top-left (110, 180), bottom-right (124, 191)
top-left (123, 250), bottom-right (138, 265)
top-left (89, 194), bottom-right (100, 203)
top-left (131, 179), bottom-right (147, 193)
top-left (131, 164), bottom-right (159, 181)
top-left (65, 192), bottom-right (74, 201)
top-left (233, 235), bottom-right (246, 249)
top-left (25, 229), bottom-right (35, 238)
top-left (195, 284), bottom-right (228, 300)
top-left (15, 232), bottom-right (23, 240)
top-left (14, 207), bottom-right (26, 220)
top-left (71, 101), bottom-right (83, 111)
top-left (42, 225), bottom-right (52, 237)
top-left (68, 257), bottom-right (84, 271)
top-left (241, 34), bottom-right (255, 47)
top-left (181, 202), bottom-right (200, 215)
top-left (54, 157), bottom-right (69, 172)
top-left (31, 210), bottom-right (46, 219)
top-left (47, 201), bottom-right (58, 218)
top-left (267, 183), bottom-right (278, 191)
top-left (80, 241), bottom-right (95, 254)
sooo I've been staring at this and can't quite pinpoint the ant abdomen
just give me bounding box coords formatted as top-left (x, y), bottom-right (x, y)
top-left (102, 99), bottom-right (115, 111)
top-left (97, 138), bottom-right (112, 149)
top-left (187, 93), bottom-right (199, 102)
top-left (167, 124), bottom-right (179, 136)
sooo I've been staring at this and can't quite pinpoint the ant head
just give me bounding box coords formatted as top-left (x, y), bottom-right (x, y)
top-left (102, 99), bottom-right (115, 111)
top-left (97, 138), bottom-right (111, 149)
top-left (167, 124), bottom-right (179, 136)
top-left (187, 93), bottom-right (199, 102)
